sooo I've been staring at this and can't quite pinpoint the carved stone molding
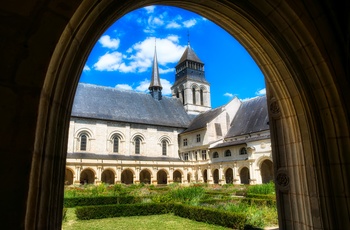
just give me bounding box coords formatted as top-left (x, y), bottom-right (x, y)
top-left (269, 97), bottom-right (281, 118)
top-left (276, 168), bottom-right (290, 192)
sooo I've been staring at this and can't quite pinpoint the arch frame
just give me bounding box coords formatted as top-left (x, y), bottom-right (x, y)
top-left (26, 1), bottom-right (349, 229)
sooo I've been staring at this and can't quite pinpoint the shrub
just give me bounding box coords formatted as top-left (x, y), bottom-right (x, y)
top-left (168, 186), bottom-right (205, 205)
top-left (247, 182), bottom-right (275, 195)
top-left (173, 204), bottom-right (247, 229)
top-left (64, 195), bottom-right (137, 207)
top-left (75, 203), bottom-right (174, 220)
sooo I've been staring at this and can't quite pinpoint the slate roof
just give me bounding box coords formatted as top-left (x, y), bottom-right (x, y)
top-left (182, 106), bottom-right (224, 133)
top-left (71, 83), bottom-right (192, 128)
top-left (210, 135), bottom-right (270, 149)
top-left (67, 152), bottom-right (183, 162)
top-left (226, 96), bottom-right (269, 138)
top-left (177, 45), bottom-right (203, 65)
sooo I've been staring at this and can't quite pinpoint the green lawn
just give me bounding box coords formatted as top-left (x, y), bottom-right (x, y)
top-left (62, 208), bottom-right (231, 230)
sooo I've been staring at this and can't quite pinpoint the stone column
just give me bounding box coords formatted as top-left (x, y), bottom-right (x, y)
top-left (75, 166), bottom-right (81, 184)
top-left (233, 162), bottom-right (239, 184)
top-left (207, 166), bottom-right (213, 184)
top-left (135, 167), bottom-right (140, 184)
top-left (96, 166), bottom-right (102, 184)
top-left (116, 166), bottom-right (122, 184)
top-left (219, 165), bottom-right (224, 185)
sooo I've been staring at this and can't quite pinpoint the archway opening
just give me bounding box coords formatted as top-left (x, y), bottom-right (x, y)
top-left (203, 169), bottom-right (208, 183)
top-left (213, 169), bottom-right (219, 184)
top-left (173, 170), bottom-right (182, 183)
top-left (260, 160), bottom-right (274, 184)
top-left (140, 170), bottom-right (151, 184)
top-left (240, 167), bottom-right (250, 185)
top-left (121, 169), bottom-right (134, 184)
top-left (157, 170), bottom-right (168, 184)
top-left (80, 169), bottom-right (95, 184)
top-left (65, 169), bottom-right (74, 185)
top-left (225, 168), bottom-right (233, 184)
top-left (187, 173), bottom-right (191, 183)
top-left (101, 169), bottom-right (115, 184)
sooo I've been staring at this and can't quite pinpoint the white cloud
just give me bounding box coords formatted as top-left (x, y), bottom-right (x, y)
top-left (93, 51), bottom-right (123, 71)
top-left (224, 93), bottom-right (234, 98)
top-left (144, 6), bottom-right (155, 13)
top-left (134, 78), bottom-right (173, 95)
top-left (160, 78), bottom-right (173, 95)
top-left (135, 79), bottom-right (150, 92)
top-left (183, 19), bottom-right (197, 28)
top-left (166, 22), bottom-right (181, 29)
top-left (115, 84), bottom-right (133, 91)
top-left (99, 35), bottom-right (120, 49)
top-left (83, 65), bottom-right (91, 71)
top-left (255, 88), bottom-right (266, 96)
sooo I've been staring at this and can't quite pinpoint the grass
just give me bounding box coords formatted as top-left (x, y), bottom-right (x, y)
top-left (62, 208), bottom-right (230, 230)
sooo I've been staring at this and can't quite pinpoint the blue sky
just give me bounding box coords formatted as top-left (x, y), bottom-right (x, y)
top-left (80, 5), bottom-right (266, 108)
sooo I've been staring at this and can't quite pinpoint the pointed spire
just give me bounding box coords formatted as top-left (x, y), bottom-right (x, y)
top-left (149, 39), bottom-right (162, 100)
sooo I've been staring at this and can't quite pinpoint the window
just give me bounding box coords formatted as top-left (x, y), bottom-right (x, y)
top-left (213, 152), bottom-right (219, 158)
top-left (80, 134), bottom-right (87, 151)
top-left (225, 150), bottom-right (231, 157)
top-left (240, 147), bottom-right (247, 155)
top-left (200, 89), bottom-right (204, 105)
top-left (184, 153), bottom-right (189, 161)
top-left (135, 137), bottom-right (141, 154)
top-left (162, 140), bottom-right (167, 156)
top-left (192, 87), bottom-right (196, 104)
top-left (113, 136), bottom-right (119, 153)
top-left (202, 150), bottom-right (207, 160)
top-left (196, 134), bottom-right (201, 142)
top-left (183, 138), bottom-right (187, 146)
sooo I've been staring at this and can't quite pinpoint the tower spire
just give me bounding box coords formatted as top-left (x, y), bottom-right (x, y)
top-left (149, 39), bottom-right (162, 100)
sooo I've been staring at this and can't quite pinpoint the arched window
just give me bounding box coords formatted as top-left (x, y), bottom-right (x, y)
top-left (225, 150), bottom-right (231, 157)
top-left (162, 140), bottom-right (167, 156)
top-left (113, 136), bottom-right (119, 153)
top-left (192, 87), bottom-right (196, 105)
top-left (240, 147), bottom-right (247, 155)
top-left (135, 137), bottom-right (141, 154)
top-left (200, 89), bottom-right (204, 105)
top-left (80, 134), bottom-right (87, 151)
top-left (181, 89), bottom-right (185, 105)
top-left (213, 152), bottom-right (219, 158)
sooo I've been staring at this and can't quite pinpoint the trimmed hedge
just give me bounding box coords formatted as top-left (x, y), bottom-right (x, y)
top-left (64, 196), bottom-right (138, 208)
top-left (242, 198), bottom-right (276, 206)
top-left (246, 193), bottom-right (276, 200)
top-left (75, 203), bottom-right (247, 229)
top-left (173, 204), bottom-right (247, 229)
top-left (75, 203), bottom-right (174, 220)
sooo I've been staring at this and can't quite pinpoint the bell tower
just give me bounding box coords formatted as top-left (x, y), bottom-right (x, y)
top-left (171, 43), bottom-right (211, 115)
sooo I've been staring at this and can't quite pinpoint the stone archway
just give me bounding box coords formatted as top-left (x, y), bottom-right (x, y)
top-left (240, 167), bottom-right (250, 185)
top-left (173, 170), bottom-right (182, 183)
top-left (140, 169), bottom-right (151, 184)
top-left (213, 169), bottom-right (219, 184)
top-left (12, 1), bottom-right (347, 229)
top-left (157, 170), bottom-right (168, 184)
top-left (121, 169), bottom-right (134, 184)
top-left (260, 160), bottom-right (274, 184)
top-left (203, 169), bottom-right (208, 183)
top-left (187, 173), bottom-right (191, 183)
top-left (101, 169), bottom-right (115, 184)
top-left (64, 169), bottom-right (74, 185)
top-left (225, 168), bottom-right (233, 184)
top-left (80, 169), bottom-right (95, 184)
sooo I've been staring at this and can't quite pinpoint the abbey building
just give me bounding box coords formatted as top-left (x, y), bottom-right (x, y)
top-left (65, 44), bottom-right (273, 185)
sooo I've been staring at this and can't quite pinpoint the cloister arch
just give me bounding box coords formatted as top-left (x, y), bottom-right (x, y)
top-left (140, 169), bottom-right (152, 184)
top-left (213, 169), bottom-right (219, 184)
top-left (202, 169), bottom-right (208, 183)
top-left (225, 168), bottom-right (233, 184)
top-left (260, 159), bottom-right (274, 184)
top-left (121, 169), bottom-right (134, 184)
top-left (101, 169), bottom-right (115, 184)
top-left (173, 170), bottom-right (182, 183)
top-left (157, 169), bottom-right (168, 184)
top-left (240, 167), bottom-right (250, 185)
top-left (13, 1), bottom-right (347, 229)
top-left (80, 168), bottom-right (95, 184)
top-left (64, 168), bottom-right (74, 185)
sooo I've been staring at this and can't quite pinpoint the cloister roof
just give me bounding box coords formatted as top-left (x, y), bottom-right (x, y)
top-left (71, 83), bottom-right (192, 128)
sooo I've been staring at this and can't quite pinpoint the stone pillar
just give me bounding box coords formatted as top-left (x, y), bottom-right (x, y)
top-left (135, 167), bottom-right (140, 184)
top-left (96, 166), bottom-right (102, 184)
top-left (207, 166), bottom-right (213, 184)
top-left (116, 166), bottom-right (122, 184)
top-left (197, 167), bottom-right (202, 183)
top-left (74, 166), bottom-right (81, 184)
top-left (249, 161), bottom-right (256, 185)
top-left (169, 167), bottom-right (174, 184)
top-left (219, 165), bottom-right (224, 185)
top-left (233, 162), bottom-right (239, 184)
